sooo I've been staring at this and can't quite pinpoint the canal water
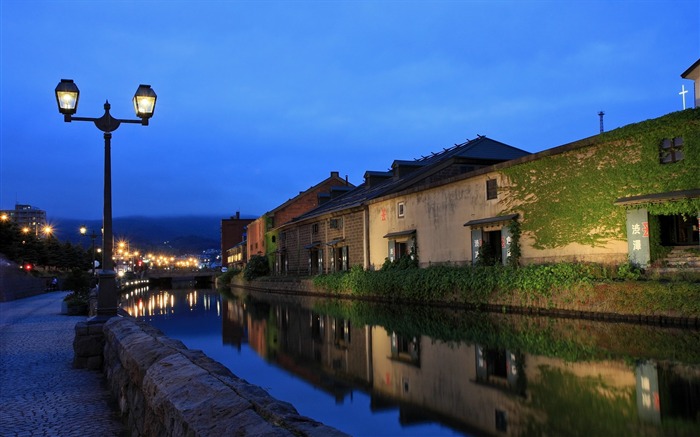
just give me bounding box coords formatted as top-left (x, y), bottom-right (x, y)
top-left (121, 286), bottom-right (700, 436)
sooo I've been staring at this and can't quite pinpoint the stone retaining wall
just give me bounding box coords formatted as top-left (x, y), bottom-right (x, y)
top-left (231, 277), bottom-right (700, 328)
top-left (0, 264), bottom-right (46, 302)
top-left (101, 317), bottom-right (347, 437)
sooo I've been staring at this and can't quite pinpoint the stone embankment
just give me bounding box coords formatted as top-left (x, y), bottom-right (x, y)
top-left (95, 316), bottom-right (347, 437)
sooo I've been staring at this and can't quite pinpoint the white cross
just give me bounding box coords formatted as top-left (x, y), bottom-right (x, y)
top-left (680, 85), bottom-right (688, 110)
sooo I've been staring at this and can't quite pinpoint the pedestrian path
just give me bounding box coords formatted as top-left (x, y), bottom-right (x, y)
top-left (0, 292), bottom-right (126, 437)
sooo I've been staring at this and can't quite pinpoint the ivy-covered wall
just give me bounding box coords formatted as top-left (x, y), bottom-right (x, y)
top-left (264, 230), bottom-right (278, 270)
top-left (501, 109), bottom-right (700, 250)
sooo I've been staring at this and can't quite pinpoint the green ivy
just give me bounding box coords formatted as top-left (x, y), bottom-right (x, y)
top-left (506, 219), bottom-right (522, 267)
top-left (312, 263), bottom-right (700, 315)
top-left (500, 109), bottom-right (700, 249)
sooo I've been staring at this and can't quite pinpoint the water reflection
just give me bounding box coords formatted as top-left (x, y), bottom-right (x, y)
top-left (124, 287), bottom-right (700, 436)
top-left (122, 288), bottom-right (220, 319)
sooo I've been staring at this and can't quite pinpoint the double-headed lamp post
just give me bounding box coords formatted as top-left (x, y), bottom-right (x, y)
top-left (79, 225), bottom-right (98, 279)
top-left (56, 79), bottom-right (156, 318)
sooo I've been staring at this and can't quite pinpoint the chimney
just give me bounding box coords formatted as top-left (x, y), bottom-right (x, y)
top-left (331, 171), bottom-right (339, 178)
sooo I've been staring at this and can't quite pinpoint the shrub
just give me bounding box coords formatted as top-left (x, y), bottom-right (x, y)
top-left (244, 255), bottom-right (270, 281)
top-left (62, 268), bottom-right (91, 294)
top-left (62, 268), bottom-right (91, 313)
top-left (616, 262), bottom-right (642, 280)
top-left (217, 268), bottom-right (241, 287)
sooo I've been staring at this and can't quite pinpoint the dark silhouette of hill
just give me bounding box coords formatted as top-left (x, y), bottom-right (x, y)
top-left (55, 215), bottom-right (224, 254)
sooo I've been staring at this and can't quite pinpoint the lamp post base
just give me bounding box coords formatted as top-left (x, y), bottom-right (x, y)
top-left (95, 270), bottom-right (119, 318)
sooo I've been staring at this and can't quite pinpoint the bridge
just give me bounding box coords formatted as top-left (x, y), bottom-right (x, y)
top-left (143, 269), bottom-right (220, 288)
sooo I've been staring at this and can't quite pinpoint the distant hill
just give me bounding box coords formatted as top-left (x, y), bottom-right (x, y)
top-left (54, 215), bottom-right (226, 255)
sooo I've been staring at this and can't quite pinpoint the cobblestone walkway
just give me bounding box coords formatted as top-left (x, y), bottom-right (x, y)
top-left (0, 292), bottom-right (126, 437)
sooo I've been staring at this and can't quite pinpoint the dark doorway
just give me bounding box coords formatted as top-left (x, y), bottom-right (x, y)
top-left (310, 249), bottom-right (322, 274)
top-left (481, 230), bottom-right (503, 266)
top-left (659, 215), bottom-right (699, 246)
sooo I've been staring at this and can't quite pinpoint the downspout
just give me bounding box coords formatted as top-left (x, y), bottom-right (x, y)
top-left (363, 206), bottom-right (370, 270)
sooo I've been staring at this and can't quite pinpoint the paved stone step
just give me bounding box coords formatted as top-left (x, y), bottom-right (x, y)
top-left (665, 253), bottom-right (700, 258)
top-left (664, 262), bottom-right (700, 268)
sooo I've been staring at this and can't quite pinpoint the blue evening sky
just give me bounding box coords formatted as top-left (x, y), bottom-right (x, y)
top-left (1, 0), bottom-right (698, 220)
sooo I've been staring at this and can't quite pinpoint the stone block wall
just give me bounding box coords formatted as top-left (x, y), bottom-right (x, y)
top-left (0, 263), bottom-right (46, 302)
top-left (73, 320), bottom-right (106, 370)
top-left (102, 317), bottom-right (347, 437)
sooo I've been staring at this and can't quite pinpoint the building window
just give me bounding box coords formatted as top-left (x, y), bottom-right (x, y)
top-left (387, 237), bottom-right (415, 262)
top-left (329, 218), bottom-right (343, 229)
top-left (309, 248), bottom-right (323, 274)
top-left (398, 202), bottom-right (405, 218)
top-left (333, 318), bottom-right (351, 349)
top-left (311, 314), bottom-right (324, 342)
top-left (660, 137), bottom-right (684, 164)
top-left (312, 223), bottom-right (319, 234)
top-left (391, 332), bottom-right (420, 366)
top-left (332, 246), bottom-right (349, 272)
top-left (486, 179), bottom-right (498, 200)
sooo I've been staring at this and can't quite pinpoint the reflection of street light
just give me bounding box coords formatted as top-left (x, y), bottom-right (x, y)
top-left (80, 225), bottom-right (98, 278)
top-left (56, 79), bottom-right (157, 319)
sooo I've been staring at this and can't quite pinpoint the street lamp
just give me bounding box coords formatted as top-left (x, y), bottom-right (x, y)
top-left (55, 79), bottom-right (157, 319)
top-left (80, 225), bottom-right (98, 279)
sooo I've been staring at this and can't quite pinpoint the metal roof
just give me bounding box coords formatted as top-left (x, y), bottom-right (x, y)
top-left (285, 136), bottom-right (530, 225)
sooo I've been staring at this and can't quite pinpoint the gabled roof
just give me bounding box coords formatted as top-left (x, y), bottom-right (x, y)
top-left (284, 136), bottom-right (530, 225)
top-left (681, 58), bottom-right (700, 79)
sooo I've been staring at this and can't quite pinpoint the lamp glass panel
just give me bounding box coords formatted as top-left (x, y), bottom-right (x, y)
top-left (57, 91), bottom-right (78, 111)
top-left (133, 95), bottom-right (156, 117)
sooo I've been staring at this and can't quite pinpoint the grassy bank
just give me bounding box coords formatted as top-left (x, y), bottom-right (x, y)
top-left (311, 264), bottom-right (700, 318)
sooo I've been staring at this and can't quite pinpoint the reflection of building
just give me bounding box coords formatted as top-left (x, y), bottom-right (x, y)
top-left (221, 298), bottom-right (247, 350)
top-left (270, 304), bottom-right (371, 397)
top-left (226, 296), bottom-right (372, 400)
top-left (1, 204), bottom-right (47, 236)
top-left (371, 328), bottom-right (698, 436)
top-left (217, 293), bottom-right (700, 435)
top-left (636, 360), bottom-right (700, 426)
top-left (371, 329), bottom-right (528, 435)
